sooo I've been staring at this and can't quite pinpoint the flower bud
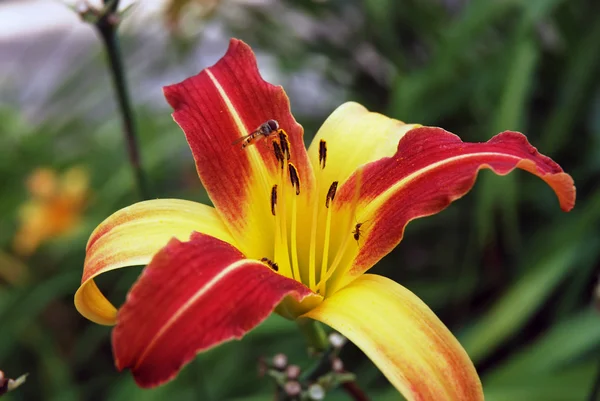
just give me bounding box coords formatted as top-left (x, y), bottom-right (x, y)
top-left (272, 353), bottom-right (288, 370)
top-left (331, 357), bottom-right (344, 372)
top-left (308, 383), bottom-right (325, 400)
top-left (284, 381), bottom-right (301, 396)
top-left (285, 364), bottom-right (301, 380)
top-left (328, 332), bottom-right (346, 348)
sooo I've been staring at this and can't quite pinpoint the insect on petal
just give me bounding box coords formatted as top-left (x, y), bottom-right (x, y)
top-left (330, 128), bottom-right (575, 292)
top-left (164, 39), bottom-right (315, 255)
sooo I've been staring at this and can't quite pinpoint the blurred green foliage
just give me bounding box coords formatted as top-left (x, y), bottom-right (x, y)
top-left (1, 0), bottom-right (599, 400)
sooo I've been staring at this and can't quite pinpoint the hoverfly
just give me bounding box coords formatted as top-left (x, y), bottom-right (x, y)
top-left (233, 119), bottom-right (279, 149)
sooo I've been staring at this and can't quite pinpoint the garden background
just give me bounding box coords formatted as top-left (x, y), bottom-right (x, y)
top-left (1, 0), bottom-right (599, 400)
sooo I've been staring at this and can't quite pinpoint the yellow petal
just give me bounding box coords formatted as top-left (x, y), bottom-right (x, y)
top-left (307, 102), bottom-right (418, 194)
top-left (302, 274), bottom-right (483, 401)
top-left (74, 199), bottom-right (236, 325)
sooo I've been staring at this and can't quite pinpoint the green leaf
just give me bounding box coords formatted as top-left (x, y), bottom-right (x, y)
top-left (486, 307), bottom-right (600, 383)
top-left (460, 242), bottom-right (579, 363)
top-left (484, 363), bottom-right (596, 401)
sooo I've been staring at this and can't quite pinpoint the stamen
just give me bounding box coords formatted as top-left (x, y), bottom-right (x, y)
top-left (308, 186), bottom-right (320, 290)
top-left (279, 130), bottom-right (291, 160)
top-left (319, 192), bottom-right (334, 292)
top-left (318, 171), bottom-right (364, 294)
top-left (316, 180), bottom-right (339, 291)
top-left (273, 142), bottom-right (284, 170)
top-left (278, 166), bottom-right (296, 280)
top-left (273, 183), bottom-right (292, 279)
top-left (325, 181), bottom-right (338, 208)
top-left (319, 140), bottom-right (327, 169)
top-left (290, 179), bottom-right (300, 284)
top-left (270, 185), bottom-right (278, 216)
top-left (260, 257), bottom-right (279, 272)
top-left (288, 163), bottom-right (301, 195)
top-left (288, 163), bottom-right (301, 281)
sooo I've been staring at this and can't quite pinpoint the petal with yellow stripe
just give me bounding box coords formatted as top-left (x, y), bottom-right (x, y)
top-left (113, 232), bottom-right (314, 388)
top-left (75, 199), bottom-right (235, 325)
top-left (164, 39), bottom-right (315, 257)
top-left (302, 274), bottom-right (483, 401)
top-left (329, 128), bottom-right (575, 292)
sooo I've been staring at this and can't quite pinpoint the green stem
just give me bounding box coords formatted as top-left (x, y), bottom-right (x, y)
top-left (297, 319), bottom-right (328, 353)
top-left (341, 381), bottom-right (370, 401)
top-left (588, 351), bottom-right (600, 401)
top-left (95, 0), bottom-right (149, 199)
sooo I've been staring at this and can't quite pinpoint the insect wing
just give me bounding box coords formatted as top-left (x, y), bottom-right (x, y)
top-left (231, 133), bottom-right (254, 145)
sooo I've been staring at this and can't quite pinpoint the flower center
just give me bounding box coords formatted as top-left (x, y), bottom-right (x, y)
top-left (263, 130), bottom-right (364, 298)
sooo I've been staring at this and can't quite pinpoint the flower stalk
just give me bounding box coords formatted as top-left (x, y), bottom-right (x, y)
top-left (91, 0), bottom-right (149, 199)
top-left (263, 333), bottom-right (369, 401)
top-left (297, 319), bottom-right (329, 354)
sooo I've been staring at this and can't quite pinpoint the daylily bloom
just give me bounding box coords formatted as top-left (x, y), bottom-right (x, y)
top-left (74, 39), bottom-right (575, 400)
top-left (14, 166), bottom-right (89, 256)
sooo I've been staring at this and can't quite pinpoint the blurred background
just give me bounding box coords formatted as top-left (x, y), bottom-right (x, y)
top-left (1, 0), bottom-right (599, 400)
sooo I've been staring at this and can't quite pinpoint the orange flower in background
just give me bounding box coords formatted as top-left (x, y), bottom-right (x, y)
top-left (74, 39), bottom-right (575, 400)
top-left (13, 166), bottom-right (89, 256)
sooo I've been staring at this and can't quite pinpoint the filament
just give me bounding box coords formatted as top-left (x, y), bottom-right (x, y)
top-left (290, 192), bottom-right (301, 283)
top-left (317, 170), bottom-right (363, 293)
top-left (318, 204), bottom-right (333, 294)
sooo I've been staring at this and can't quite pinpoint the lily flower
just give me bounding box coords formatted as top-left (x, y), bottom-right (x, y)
top-left (74, 39), bottom-right (575, 400)
top-left (14, 166), bottom-right (89, 256)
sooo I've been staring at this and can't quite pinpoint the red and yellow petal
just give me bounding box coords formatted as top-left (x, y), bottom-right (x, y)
top-left (164, 39), bottom-right (315, 257)
top-left (303, 274), bottom-right (483, 401)
top-left (113, 232), bottom-right (314, 388)
top-left (331, 128), bottom-right (575, 292)
top-left (307, 102), bottom-right (418, 195)
top-left (75, 199), bottom-right (235, 325)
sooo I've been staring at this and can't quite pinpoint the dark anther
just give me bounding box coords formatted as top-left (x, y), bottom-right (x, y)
top-left (272, 141), bottom-right (284, 169)
top-left (279, 131), bottom-right (291, 160)
top-left (319, 139), bottom-right (327, 169)
top-left (288, 163), bottom-right (301, 195)
top-left (325, 181), bottom-right (338, 208)
top-left (271, 185), bottom-right (278, 216)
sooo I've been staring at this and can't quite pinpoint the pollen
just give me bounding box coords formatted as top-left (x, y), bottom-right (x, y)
top-left (319, 140), bottom-right (327, 169)
top-left (278, 131), bottom-right (291, 160)
top-left (325, 181), bottom-right (338, 208)
top-left (273, 141), bottom-right (284, 169)
top-left (270, 184), bottom-right (278, 216)
top-left (288, 163), bottom-right (301, 195)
